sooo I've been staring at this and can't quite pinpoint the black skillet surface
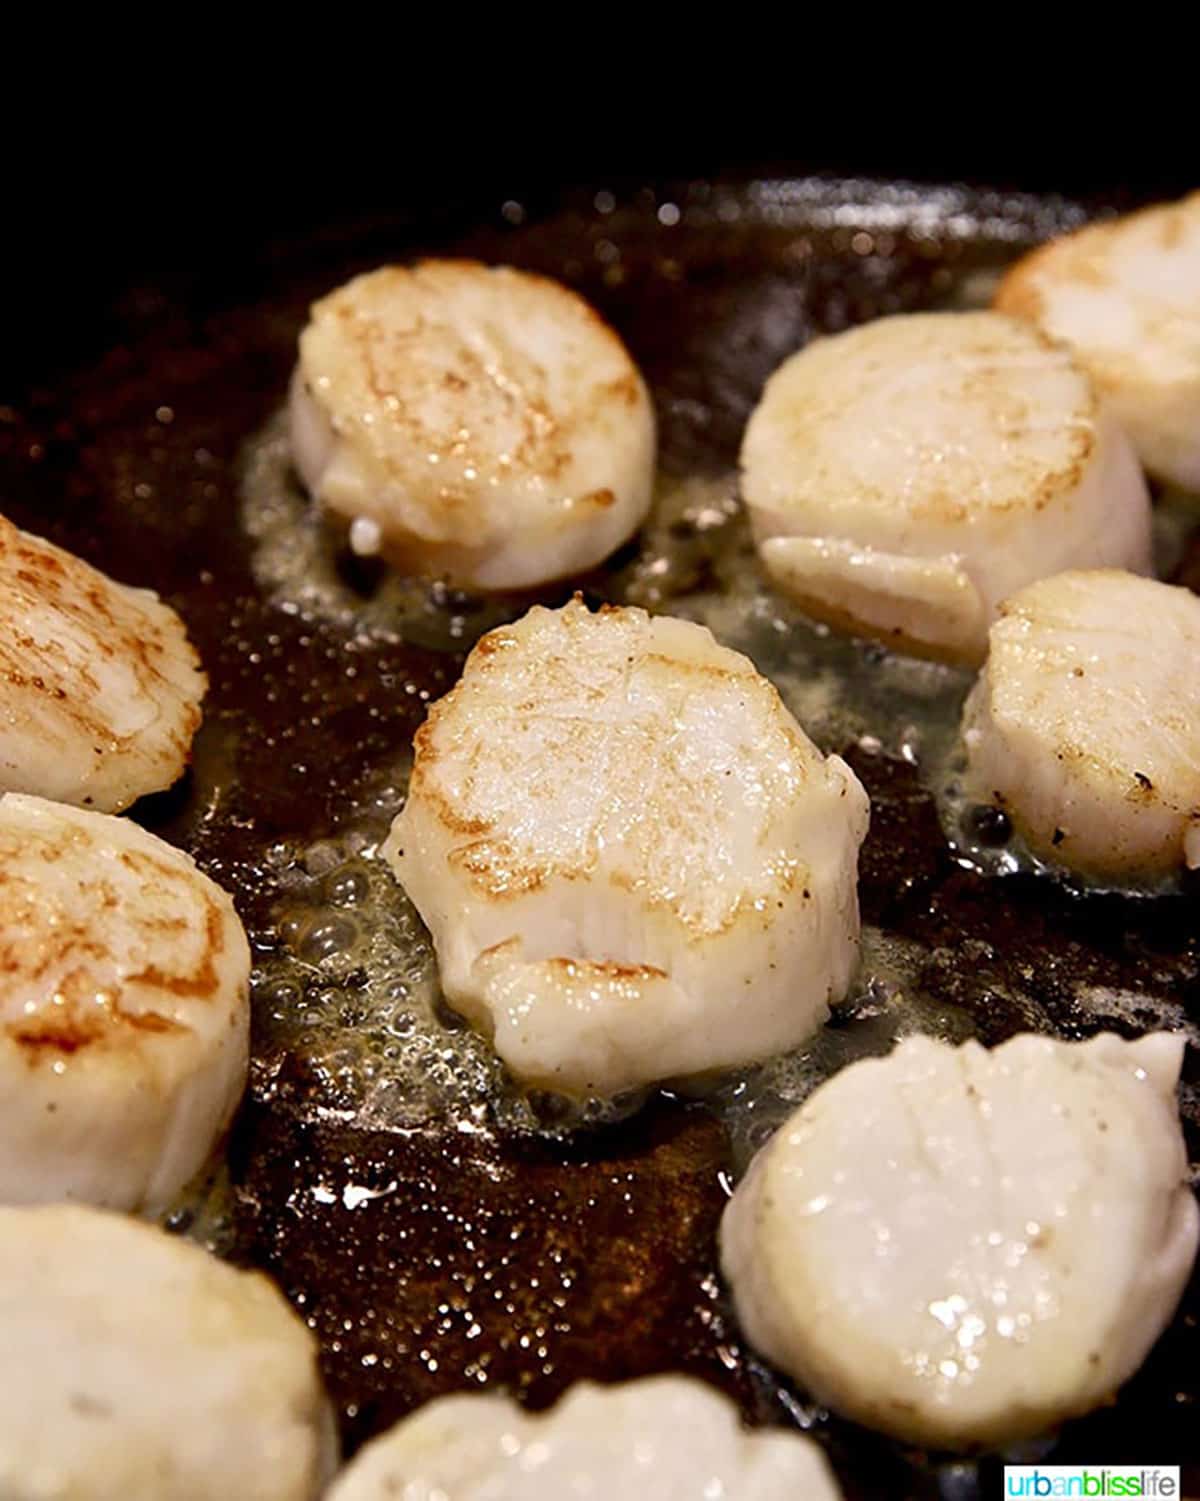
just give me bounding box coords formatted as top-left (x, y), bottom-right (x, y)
top-left (1, 177), bottom-right (1197, 1498)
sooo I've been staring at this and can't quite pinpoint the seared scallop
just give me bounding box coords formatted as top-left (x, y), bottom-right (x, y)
top-left (961, 569), bottom-right (1200, 883)
top-left (996, 193), bottom-right (1200, 491)
top-left (328, 1376), bottom-right (841, 1501)
top-left (383, 598), bottom-right (868, 1097)
top-left (740, 311), bottom-right (1152, 663)
top-left (290, 260), bottom-right (656, 590)
top-left (0, 1203), bottom-right (335, 1500)
top-left (0, 794), bottom-right (250, 1214)
top-left (0, 515), bottom-right (206, 812)
top-left (721, 1031), bottom-right (1198, 1451)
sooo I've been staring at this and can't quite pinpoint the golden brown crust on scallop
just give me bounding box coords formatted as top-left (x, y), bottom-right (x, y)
top-left (0, 518), bottom-right (206, 810)
top-left (0, 802), bottom-right (237, 1065)
top-left (298, 260), bottom-right (652, 545)
top-left (406, 602), bottom-right (818, 929)
top-left (994, 195), bottom-right (1200, 409)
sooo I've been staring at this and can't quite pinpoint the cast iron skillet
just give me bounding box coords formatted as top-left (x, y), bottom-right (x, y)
top-left (1, 176), bottom-right (1197, 1499)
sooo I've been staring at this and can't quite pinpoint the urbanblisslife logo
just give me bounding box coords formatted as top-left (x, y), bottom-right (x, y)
top-left (1004, 1467), bottom-right (1180, 1496)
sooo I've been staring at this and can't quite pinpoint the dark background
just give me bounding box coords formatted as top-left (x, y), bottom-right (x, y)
top-left (7, 94), bottom-right (1194, 386)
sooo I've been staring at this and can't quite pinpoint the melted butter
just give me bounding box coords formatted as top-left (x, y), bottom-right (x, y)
top-left (936, 767), bottom-right (1193, 897)
top-left (711, 951), bottom-right (1200, 1182)
top-left (614, 471), bottom-right (973, 760)
top-left (238, 438), bottom-right (981, 1135)
top-left (248, 768), bottom-right (644, 1136)
top-left (1153, 486), bottom-right (1200, 577)
top-left (241, 415), bottom-right (518, 651)
top-left (698, 927), bottom-right (978, 1176)
top-left (241, 424), bottom-right (975, 763)
top-left (236, 400), bottom-right (1200, 1141)
top-left (1075, 982), bottom-right (1200, 1048)
top-left (165, 1159), bottom-right (239, 1255)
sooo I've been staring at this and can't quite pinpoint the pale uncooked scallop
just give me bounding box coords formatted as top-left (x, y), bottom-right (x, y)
top-left (328, 1376), bottom-right (841, 1501)
top-left (382, 598), bottom-right (869, 1097)
top-left (962, 569), bottom-right (1200, 883)
top-left (0, 515), bottom-right (206, 811)
top-left (996, 192), bottom-right (1200, 491)
top-left (0, 794), bottom-right (250, 1214)
top-left (740, 311), bottom-right (1152, 663)
top-left (0, 1203), bottom-right (335, 1501)
top-left (720, 1031), bottom-right (1198, 1451)
top-left (290, 260), bottom-right (656, 590)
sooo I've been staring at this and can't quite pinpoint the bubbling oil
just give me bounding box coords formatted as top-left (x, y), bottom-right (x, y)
top-left (700, 928), bottom-right (979, 1176)
top-left (239, 426), bottom-right (984, 1143)
top-left (708, 932), bottom-right (1200, 1182)
top-left (613, 470), bottom-right (976, 762)
top-left (241, 415), bottom-right (520, 651)
top-left (165, 1159), bottom-right (239, 1256)
top-left (932, 743), bottom-right (1188, 896)
top-left (237, 402), bottom-right (1200, 1155)
top-left (248, 769), bottom-right (646, 1138)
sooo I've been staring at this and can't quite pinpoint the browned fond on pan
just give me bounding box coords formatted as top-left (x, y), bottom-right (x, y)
top-left (1, 179), bottom-right (1197, 1500)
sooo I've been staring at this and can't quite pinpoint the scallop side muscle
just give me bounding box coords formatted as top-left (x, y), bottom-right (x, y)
top-left (328, 1376), bottom-right (841, 1501)
top-left (0, 515), bottom-right (206, 811)
top-left (740, 311), bottom-right (1152, 663)
top-left (720, 1031), bottom-right (1198, 1450)
top-left (290, 260), bottom-right (656, 590)
top-left (383, 598), bottom-right (869, 1097)
top-left (0, 794), bottom-right (250, 1214)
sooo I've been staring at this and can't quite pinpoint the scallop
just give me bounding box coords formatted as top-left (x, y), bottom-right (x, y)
top-left (290, 260), bottom-right (656, 590)
top-left (382, 598), bottom-right (869, 1097)
top-left (740, 311), bottom-right (1152, 663)
top-left (0, 794), bottom-right (250, 1214)
top-left (0, 515), bottom-right (206, 811)
top-left (327, 1376), bottom-right (841, 1501)
top-left (996, 192), bottom-right (1200, 491)
top-left (961, 569), bottom-right (1200, 883)
top-left (0, 1203), bottom-right (335, 1500)
top-left (720, 1031), bottom-right (1198, 1451)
